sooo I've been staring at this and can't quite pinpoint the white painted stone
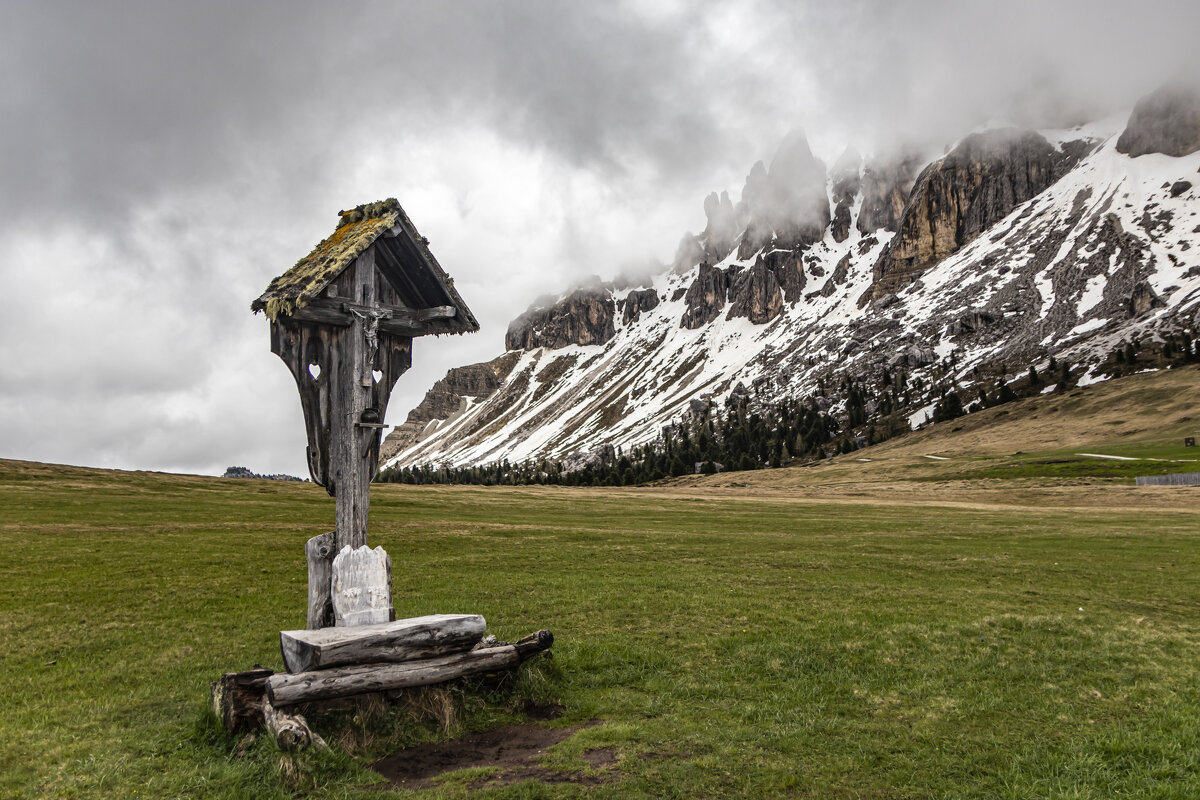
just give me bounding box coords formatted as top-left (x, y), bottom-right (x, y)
top-left (331, 545), bottom-right (392, 627)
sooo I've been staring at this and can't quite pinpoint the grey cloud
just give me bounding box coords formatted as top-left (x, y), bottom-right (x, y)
top-left (2, 0), bottom-right (1198, 475)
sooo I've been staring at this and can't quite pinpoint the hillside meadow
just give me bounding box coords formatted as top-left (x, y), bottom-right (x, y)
top-left (1, 449), bottom-right (1197, 799)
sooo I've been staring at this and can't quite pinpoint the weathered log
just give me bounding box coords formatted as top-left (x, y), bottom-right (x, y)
top-left (267, 633), bottom-right (554, 706)
top-left (210, 668), bottom-right (273, 735)
top-left (305, 531), bottom-right (336, 630)
top-left (280, 613), bottom-right (486, 673)
top-left (263, 700), bottom-right (326, 751)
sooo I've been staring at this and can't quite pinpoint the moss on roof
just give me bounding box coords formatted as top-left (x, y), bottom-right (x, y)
top-left (252, 199), bottom-right (403, 321)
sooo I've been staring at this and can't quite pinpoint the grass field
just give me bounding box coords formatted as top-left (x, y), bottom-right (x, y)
top-left (1, 369), bottom-right (1198, 798)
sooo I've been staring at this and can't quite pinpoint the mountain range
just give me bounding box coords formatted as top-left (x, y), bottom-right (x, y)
top-left (380, 85), bottom-right (1200, 472)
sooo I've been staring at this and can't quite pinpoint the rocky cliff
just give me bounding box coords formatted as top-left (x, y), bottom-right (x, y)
top-left (383, 91), bottom-right (1200, 471)
top-left (856, 153), bottom-right (921, 235)
top-left (830, 147), bottom-right (862, 243)
top-left (738, 132), bottom-right (831, 258)
top-left (680, 262), bottom-right (732, 329)
top-left (700, 190), bottom-right (739, 264)
top-left (379, 353), bottom-right (520, 462)
top-left (726, 262), bottom-right (784, 324)
top-left (504, 288), bottom-right (616, 350)
top-left (621, 288), bottom-right (660, 324)
top-left (865, 129), bottom-right (1081, 301)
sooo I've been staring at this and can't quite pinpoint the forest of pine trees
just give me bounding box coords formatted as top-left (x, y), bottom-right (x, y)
top-left (382, 362), bottom-right (917, 486)
top-left (378, 332), bottom-right (1198, 487)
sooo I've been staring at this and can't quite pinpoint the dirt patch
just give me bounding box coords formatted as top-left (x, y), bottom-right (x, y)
top-left (469, 763), bottom-right (608, 790)
top-left (370, 718), bottom-right (605, 790)
top-left (521, 700), bottom-right (565, 721)
top-left (582, 746), bottom-right (619, 768)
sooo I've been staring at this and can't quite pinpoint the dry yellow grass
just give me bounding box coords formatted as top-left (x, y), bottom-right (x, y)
top-left (667, 367), bottom-right (1200, 514)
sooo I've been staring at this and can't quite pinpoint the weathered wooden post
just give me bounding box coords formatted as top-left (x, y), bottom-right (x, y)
top-left (252, 198), bottom-right (479, 628)
top-left (213, 199), bottom-right (552, 748)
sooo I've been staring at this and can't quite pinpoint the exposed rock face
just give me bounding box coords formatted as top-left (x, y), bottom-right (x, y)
top-left (831, 203), bottom-right (852, 244)
top-left (1116, 85), bottom-right (1200, 158)
top-left (736, 131), bottom-right (830, 259)
top-left (888, 344), bottom-right (937, 368)
top-left (866, 129), bottom-right (1073, 301)
top-left (819, 253), bottom-right (851, 297)
top-left (680, 262), bottom-right (731, 329)
top-left (701, 190), bottom-right (739, 264)
top-left (726, 263), bottom-right (784, 324)
top-left (505, 289), bottom-right (616, 350)
top-left (1129, 282), bottom-right (1163, 316)
top-left (949, 310), bottom-right (995, 336)
top-left (830, 147), bottom-right (862, 243)
top-left (622, 288), bottom-right (660, 325)
top-left (857, 153), bottom-right (921, 235)
top-left (1171, 180), bottom-right (1193, 197)
top-left (760, 249), bottom-right (806, 302)
top-left (379, 353), bottom-right (520, 462)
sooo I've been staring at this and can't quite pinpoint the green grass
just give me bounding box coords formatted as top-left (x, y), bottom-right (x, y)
top-left (1, 460), bottom-right (1198, 798)
top-left (909, 441), bottom-right (1200, 482)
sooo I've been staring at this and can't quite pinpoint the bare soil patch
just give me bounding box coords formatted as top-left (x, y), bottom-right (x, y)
top-left (582, 746), bottom-right (619, 768)
top-left (370, 717), bottom-right (606, 790)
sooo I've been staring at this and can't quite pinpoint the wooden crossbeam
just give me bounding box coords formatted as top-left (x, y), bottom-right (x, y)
top-left (288, 300), bottom-right (457, 334)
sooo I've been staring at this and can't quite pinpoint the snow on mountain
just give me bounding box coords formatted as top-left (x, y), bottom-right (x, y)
top-left (382, 89), bottom-right (1200, 470)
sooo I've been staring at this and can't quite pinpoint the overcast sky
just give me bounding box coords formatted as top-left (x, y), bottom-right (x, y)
top-left (1, 0), bottom-right (1197, 477)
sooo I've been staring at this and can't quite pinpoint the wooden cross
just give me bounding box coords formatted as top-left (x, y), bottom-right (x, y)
top-left (255, 199), bottom-right (478, 628)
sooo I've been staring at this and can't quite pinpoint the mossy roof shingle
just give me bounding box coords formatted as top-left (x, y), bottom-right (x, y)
top-left (252, 198), bottom-right (478, 334)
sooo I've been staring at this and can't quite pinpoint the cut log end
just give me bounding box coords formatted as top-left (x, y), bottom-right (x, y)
top-left (514, 629), bottom-right (554, 659)
top-left (264, 701), bottom-right (327, 751)
top-left (210, 668), bottom-right (273, 735)
top-left (210, 667), bottom-right (326, 751)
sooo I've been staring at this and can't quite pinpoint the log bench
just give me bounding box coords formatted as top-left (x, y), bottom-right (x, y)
top-left (211, 618), bottom-right (553, 750)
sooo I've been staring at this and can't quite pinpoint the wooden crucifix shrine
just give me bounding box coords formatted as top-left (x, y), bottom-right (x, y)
top-left (214, 199), bottom-right (549, 750)
top-left (253, 198), bottom-right (478, 629)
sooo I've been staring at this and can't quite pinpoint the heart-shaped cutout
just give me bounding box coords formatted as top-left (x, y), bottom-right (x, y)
top-left (308, 363), bottom-right (322, 380)
top-left (372, 369), bottom-right (383, 383)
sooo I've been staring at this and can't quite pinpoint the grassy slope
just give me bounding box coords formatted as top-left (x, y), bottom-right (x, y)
top-left (692, 366), bottom-right (1200, 491)
top-left (1, 369), bottom-right (1198, 798)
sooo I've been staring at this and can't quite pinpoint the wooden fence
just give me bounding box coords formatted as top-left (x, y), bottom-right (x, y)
top-left (1135, 471), bottom-right (1200, 486)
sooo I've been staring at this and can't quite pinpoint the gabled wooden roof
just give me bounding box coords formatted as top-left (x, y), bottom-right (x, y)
top-left (252, 198), bottom-right (479, 335)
